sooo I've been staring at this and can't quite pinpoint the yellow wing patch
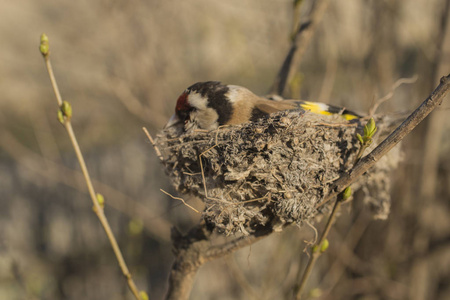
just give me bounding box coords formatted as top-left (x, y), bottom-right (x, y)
top-left (299, 101), bottom-right (333, 115)
top-left (341, 114), bottom-right (359, 121)
top-left (299, 101), bottom-right (359, 121)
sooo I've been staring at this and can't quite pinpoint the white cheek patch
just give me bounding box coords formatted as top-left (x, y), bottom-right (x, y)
top-left (185, 91), bottom-right (221, 130)
top-left (185, 92), bottom-right (220, 131)
top-left (188, 92), bottom-right (208, 110)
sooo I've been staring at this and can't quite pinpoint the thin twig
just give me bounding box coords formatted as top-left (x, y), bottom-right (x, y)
top-left (43, 57), bottom-right (63, 106)
top-left (40, 35), bottom-right (143, 300)
top-left (303, 220), bottom-right (318, 247)
top-left (369, 75), bottom-right (418, 116)
top-left (199, 144), bottom-right (219, 199)
top-left (196, 127), bottom-right (227, 200)
top-left (143, 127), bottom-right (164, 161)
top-left (294, 195), bottom-right (344, 299)
top-left (160, 189), bottom-right (200, 213)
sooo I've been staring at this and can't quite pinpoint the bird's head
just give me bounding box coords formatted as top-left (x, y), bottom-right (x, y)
top-left (165, 81), bottom-right (235, 132)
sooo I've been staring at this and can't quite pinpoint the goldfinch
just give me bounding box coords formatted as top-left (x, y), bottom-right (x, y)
top-left (165, 81), bottom-right (360, 132)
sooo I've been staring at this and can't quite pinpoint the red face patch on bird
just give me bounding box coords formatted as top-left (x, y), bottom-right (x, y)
top-left (174, 91), bottom-right (194, 123)
top-left (175, 92), bottom-right (190, 114)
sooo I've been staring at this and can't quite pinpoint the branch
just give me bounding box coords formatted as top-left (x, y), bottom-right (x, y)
top-left (317, 73), bottom-right (450, 208)
top-left (165, 223), bottom-right (273, 300)
top-left (294, 192), bottom-right (345, 299)
top-left (39, 34), bottom-right (144, 300)
top-left (165, 224), bottom-right (213, 300)
top-left (204, 226), bottom-right (274, 260)
top-left (271, 0), bottom-right (330, 96)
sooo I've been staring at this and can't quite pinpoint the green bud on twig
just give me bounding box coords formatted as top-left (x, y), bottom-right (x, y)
top-left (57, 101), bottom-right (72, 124)
top-left (57, 110), bottom-right (65, 124)
top-left (364, 118), bottom-right (377, 138)
top-left (96, 193), bottom-right (105, 208)
top-left (40, 33), bottom-right (50, 57)
top-left (312, 245), bottom-right (319, 253)
top-left (139, 291), bottom-right (149, 300)
top-left (356, 118), bottom-right (377, 153)
top-left (60, 101), bottom-right (72, 119)
top-left (128, 219), bottom-right (144, 236)
top-left (356, 133), bottom-right (364, 144)
top-left (320, 239), bottom-right (329, 253)
top-left (342, 186), bottom-right (352, 201)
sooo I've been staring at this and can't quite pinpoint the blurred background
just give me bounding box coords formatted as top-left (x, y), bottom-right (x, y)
top-left (0, 0), bottom-right (449, 299)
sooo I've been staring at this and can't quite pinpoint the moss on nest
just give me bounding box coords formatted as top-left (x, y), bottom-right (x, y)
top-left (156, 111), bottom-right (401, 235)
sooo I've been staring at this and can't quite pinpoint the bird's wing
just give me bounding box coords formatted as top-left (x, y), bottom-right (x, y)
top-left (256, 99), bottom-right (361, 121)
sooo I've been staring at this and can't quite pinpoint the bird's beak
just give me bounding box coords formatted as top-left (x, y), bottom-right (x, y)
top-left (164, 114), bottom-right (182, 128)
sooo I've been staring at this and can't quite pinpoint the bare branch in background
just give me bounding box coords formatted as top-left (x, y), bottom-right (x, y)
top-left (0, 129), bottom-right (171, 242)
top-left (369, 75), bottom-right (419, 116)
top-left (110, 76), bottom-right (168, 127)
top-left (419, 0), bottom-right (450, 201)
top-left (271, 0), bottom-right (330, 96)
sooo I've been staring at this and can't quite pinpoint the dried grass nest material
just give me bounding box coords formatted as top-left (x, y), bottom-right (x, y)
top-left (156, 110), bottom-right (402, 235)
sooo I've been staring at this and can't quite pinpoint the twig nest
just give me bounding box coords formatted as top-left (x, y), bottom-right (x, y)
top-left (156, 111), bottom-right (401, 235)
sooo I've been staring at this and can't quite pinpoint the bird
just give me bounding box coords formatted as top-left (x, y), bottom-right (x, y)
top-left (165, 81), bottom-right (360, 132)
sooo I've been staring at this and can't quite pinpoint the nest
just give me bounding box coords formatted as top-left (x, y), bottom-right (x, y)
top-left (156, 110), bottom-right (402, 235)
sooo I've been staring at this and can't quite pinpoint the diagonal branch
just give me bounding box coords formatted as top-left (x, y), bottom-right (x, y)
top-left (317, 73), bottom-right (450, 208)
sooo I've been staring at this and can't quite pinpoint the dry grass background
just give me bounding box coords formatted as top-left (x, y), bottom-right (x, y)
top-left (0, 0), bottom-right (449, 299)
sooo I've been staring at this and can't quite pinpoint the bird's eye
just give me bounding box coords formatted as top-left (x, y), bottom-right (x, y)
top-left (176, 106), bottom-right (192, 124)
